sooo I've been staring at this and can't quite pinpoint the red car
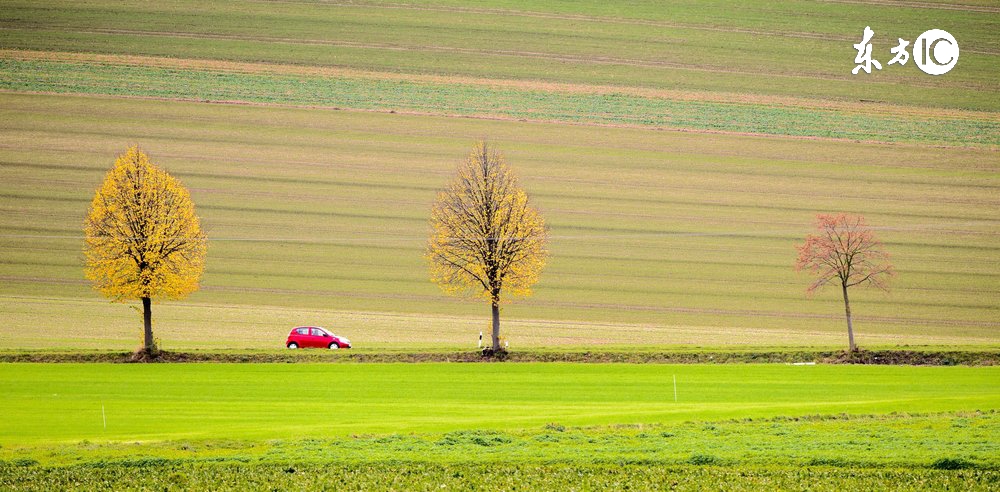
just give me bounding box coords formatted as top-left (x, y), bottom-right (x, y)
top-left (285, 326), bottom-right (351, 349)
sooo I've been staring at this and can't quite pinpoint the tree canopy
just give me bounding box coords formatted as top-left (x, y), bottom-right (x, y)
top-left (427, 141), bottom-right (547, 351)
top-left (795, 213), bottom-right (893, 350)
top-left (84, 145), bottom-right (206, 353)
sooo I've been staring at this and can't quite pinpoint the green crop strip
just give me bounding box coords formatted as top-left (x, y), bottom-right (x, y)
top-left (2, 0), bottom-right (998, 112)
top-left (2, 59), bottom-right (996, 146)
top-left (2, 412), bottom-right (998, 490)
top-left (7, 412), bottom-right (996, 469)
top-left (2, 363), bottom-right (997, 444)
top-left (2, 462), bottom-right (996, 491)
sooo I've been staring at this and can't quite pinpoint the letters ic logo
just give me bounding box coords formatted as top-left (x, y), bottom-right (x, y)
top-left (914, 29), bottom-right (959, 75)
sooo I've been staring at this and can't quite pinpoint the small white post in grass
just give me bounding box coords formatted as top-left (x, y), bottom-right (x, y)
top-left (102, 403), bottom-right (106, 430)
top-left (673, 375), bottom-right (677, 402)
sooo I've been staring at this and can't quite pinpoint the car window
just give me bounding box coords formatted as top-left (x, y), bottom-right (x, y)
top-left (311, 328), bottom-right (327, 337)
top-left (294, 328), bottom-right (309, 335)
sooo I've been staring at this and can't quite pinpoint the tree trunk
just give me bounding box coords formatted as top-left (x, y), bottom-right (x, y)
top-left (491, 300), bottom-right (501, 351)
top-left (142, 296), bottom-right (154, 353)
top-left (841, 283), bottom-right (856, 352)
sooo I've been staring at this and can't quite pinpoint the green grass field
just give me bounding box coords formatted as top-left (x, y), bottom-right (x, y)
top-left (1, 363), bottom-right (997, 489)
top-left (4, 363), bottom-right (997, 445)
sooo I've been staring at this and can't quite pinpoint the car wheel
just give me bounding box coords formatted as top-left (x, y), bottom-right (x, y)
top-left (328, 342), bottom-right (339, 350)
top-left (287, 342), bottom-right (298, 349)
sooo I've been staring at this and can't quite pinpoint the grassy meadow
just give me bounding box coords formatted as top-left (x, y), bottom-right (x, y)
top-left (0, 363), bottom-right (997, 489)
top-left (3, 363), bottom-right (998, 444)
top-left (1, 0), bottom-right (998, 351)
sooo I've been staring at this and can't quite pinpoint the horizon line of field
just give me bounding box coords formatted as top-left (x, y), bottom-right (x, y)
top-left (2, 60), bottom-right (998, 146)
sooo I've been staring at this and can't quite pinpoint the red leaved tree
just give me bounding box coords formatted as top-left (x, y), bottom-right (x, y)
top-left (795, 214), bottom-right (894, 351)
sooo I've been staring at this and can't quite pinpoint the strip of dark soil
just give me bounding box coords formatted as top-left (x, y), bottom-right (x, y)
top-left (0, 349), bottom-right (995, 365)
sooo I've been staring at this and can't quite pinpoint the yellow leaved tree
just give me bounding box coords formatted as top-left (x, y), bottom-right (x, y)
top-left (426, 141), bottom-right (548, 353)
top-left (84, 145), bottom-right (206, 355)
